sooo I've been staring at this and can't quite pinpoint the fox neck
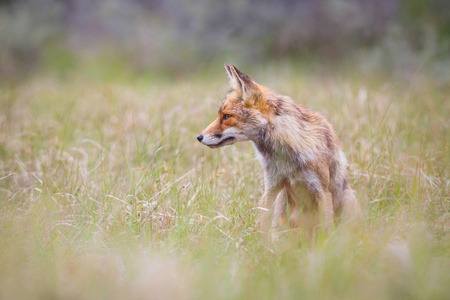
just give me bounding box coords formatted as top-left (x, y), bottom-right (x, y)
top-left (251, 124), bottom-right (295, 162)
top-left (250, 125), bottom-right (298, 184)
top-left (251, 125), bottom-right (277, 156)
top-left (250, 119), bottom-right (316, 176)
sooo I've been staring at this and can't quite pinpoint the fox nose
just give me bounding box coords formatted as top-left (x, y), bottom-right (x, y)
top-left (197, 134), bottom-right (203, 142)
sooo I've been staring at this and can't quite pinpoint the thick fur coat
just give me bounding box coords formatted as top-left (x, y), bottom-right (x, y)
top-left (198, 65), bottom-right (360, 234)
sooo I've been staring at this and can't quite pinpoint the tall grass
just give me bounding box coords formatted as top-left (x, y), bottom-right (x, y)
top-left (0, 62), bottom-right (449, 300)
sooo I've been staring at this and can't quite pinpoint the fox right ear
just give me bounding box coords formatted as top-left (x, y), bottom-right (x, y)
top-left (224, 64), bottom-right (243, 93)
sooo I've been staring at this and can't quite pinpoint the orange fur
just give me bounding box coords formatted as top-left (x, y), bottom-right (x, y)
top-left (198, 64), bottom-right (361, 237)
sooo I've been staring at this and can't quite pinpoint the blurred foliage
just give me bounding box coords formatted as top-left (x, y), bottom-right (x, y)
top-left (403, 0), bottom-right (450, 37)
top-left (0, 0), bottom-right (450, 78)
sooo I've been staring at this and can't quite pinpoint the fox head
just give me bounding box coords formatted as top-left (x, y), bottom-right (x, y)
top-left (197, 64), bottom-right (271, 148)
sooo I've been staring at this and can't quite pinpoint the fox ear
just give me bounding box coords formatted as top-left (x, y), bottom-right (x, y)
top-left (224, 64), bottom-right (262, 106)
top-left (224, 64), bottom-right (242, 93)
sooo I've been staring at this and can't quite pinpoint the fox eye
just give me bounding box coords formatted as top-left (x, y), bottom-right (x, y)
top-left (223, 114), bottom-right (232, 120)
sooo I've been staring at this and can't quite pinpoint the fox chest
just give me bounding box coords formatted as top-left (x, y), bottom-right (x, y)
top-left (254, 145), bottom-right (322, 202)
top-left (255, 149), bottom-right (298, 179)
top-left (255, 146), bottom-right (313, 179)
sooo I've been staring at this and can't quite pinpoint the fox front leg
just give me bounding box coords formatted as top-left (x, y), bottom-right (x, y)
top-left (303, 168), bottom-right (334, 232)
top-left (317, 191), bottom-right (334, 231)
top-left (257, 184), bottom-right (283, 235)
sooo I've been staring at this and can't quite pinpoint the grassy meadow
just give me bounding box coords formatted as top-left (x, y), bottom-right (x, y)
top-left (0, 61), bottom-right (449, 300)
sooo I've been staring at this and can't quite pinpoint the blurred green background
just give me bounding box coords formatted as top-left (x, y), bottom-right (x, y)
top-left (1, 2), bottom-right (450, 300)
top-left (1, 0), bottom-right (450, 81)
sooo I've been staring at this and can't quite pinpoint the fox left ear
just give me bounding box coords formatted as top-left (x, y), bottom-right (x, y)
top-left (224, 64), bottom-right (263, 107)
top-left (224, 64), bottom-right (243, 94)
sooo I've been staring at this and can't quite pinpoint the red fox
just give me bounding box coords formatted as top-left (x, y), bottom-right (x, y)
top-left (197, 64), bottom-right (360, 235)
